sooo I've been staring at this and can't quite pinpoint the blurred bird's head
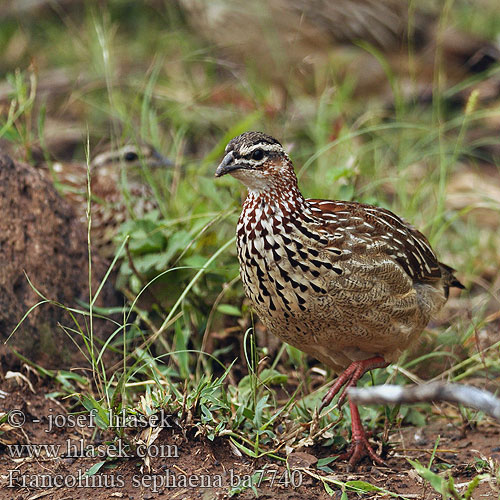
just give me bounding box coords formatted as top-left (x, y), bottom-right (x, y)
top-left (91, 143), bottom-right (173, 171)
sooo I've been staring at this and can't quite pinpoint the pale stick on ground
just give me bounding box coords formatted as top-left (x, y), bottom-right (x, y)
top-left (348, 382), bottom-right (500, 421)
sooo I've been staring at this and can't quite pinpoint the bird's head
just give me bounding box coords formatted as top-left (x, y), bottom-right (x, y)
top-left (91, 143), bottom-right (173, 171)
top-left (215, 131), bottom-right (297, 192)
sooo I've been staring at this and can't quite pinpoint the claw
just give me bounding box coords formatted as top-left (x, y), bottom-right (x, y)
top-left (337, 437), bottom-right (388, 470)
top-left (335, 399), bottom-right (387, 469)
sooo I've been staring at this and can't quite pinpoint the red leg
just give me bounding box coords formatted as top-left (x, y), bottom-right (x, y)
top-left (320, 356), bottom-right (388, 411)
top-left (319, 356), bottom-right (389, 468)
top-left (336, 398), bottom-right (387, 468)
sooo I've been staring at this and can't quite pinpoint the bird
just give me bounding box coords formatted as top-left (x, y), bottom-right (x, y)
top-left (45, 142), bottom-right (173, 256)
top-left (215, 131), bottom-right (464, 467)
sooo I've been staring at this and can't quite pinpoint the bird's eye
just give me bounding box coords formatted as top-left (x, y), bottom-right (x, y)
top-left (124, 151), bottom-right (139, 162)
top-left (252, 149), bottom-right (264, 161)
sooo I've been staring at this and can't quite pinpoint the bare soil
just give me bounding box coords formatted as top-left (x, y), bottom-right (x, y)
top-left (1, 380), bottom-right (499, 500)
top-left (0, 152), bottom-right (119, 370)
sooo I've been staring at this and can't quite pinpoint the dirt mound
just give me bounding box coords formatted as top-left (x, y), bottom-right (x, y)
top-left (0, 151), bottom-right (119, 369)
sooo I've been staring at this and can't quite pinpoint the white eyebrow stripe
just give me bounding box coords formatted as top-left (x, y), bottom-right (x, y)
top-left (239, 143), bottom-right (283, 156)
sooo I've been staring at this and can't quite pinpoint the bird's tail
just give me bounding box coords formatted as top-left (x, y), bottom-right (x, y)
top-left (439, 262), bottom-right (465, 299)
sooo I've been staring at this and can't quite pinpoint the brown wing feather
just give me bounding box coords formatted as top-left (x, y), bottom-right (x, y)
top-left (307, 199), bottom-right (442, 283)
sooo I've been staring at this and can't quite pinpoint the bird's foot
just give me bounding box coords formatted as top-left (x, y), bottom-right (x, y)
top-left (335, 398), bottom-right (388, 469)
top-left (336, 434), bottom-right (387, 470)
top-left (319, 356), bottom-right (388, 412)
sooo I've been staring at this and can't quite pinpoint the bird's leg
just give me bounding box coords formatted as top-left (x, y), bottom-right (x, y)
top-left (336, 398), bottom-right (388, 468)
top-left (319, 356), bottom-right (389, 468)
top-left (319, 356), bottom-right (388, 411)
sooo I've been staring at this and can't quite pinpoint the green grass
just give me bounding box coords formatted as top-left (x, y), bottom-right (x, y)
top-left (1, 1), bottom-right (500, 497)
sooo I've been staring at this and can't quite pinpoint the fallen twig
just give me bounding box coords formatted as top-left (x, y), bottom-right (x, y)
top-left (348, 382), bottom-right (500, 421)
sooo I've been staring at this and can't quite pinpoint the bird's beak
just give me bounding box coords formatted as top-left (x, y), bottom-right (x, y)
top-left (151, 149), bottom-right (174, 167)
top-left (215, 151), bottom-right (238, 177)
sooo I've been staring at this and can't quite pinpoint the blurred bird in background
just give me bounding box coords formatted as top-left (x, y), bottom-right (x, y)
top-left (43, 142), bottom-right (173, 257)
